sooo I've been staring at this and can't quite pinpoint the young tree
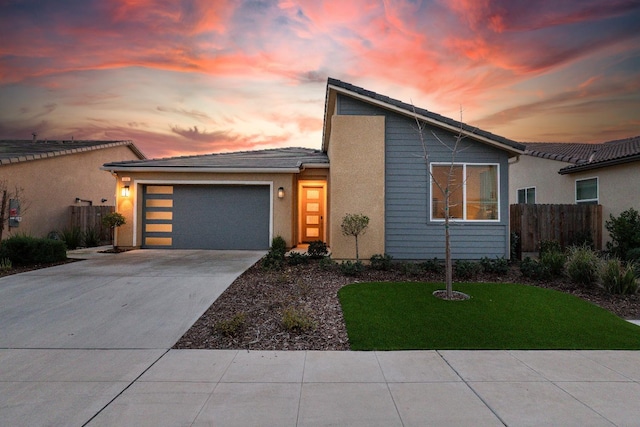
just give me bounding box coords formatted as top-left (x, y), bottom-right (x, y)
top-left (341, 213), bottom-right (370, 261)
top-left (413, 106), bottom-right (470, 299)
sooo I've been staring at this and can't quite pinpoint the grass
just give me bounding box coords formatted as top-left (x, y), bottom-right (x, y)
top-left (338, 282), bottom-right (640, 350)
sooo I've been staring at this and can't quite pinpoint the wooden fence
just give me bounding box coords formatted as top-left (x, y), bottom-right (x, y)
top-left (69, 205), bottom-right (115, 244)
top-left (510, 204), bottom-right (602, 255)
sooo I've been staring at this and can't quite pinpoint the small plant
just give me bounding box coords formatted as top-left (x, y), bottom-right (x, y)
top-left (83, 227), bottom-right (101, 247)
top-left (287, 251), bottom-right (309, 266)
top-left (599, 259), bottom-right (638, 295)
top-left (420, 258), bottom-right (444, 274)
top-left (281, 307), bottom-right (316, 332)
top-left (539, 250), bottom-right (566, 277)
top-left (214, 312), bottom-right (247, 337)
top-left (510, 232), bottom-right (520, 260)
top-left (59, 226), bottom-right (83, 250)
top-left (400, 262), bottom-right (422, 277)
top-left (262, 236), bottom-right (287, 270)
top-left (0, 234), bottom-right (67, 265)
top-left (319, 256), bottom-right (336, 270)
top-left (339, 260), bottom-right (364, 276)
top-left (370, 253), bottom-right (393, 271)
top-left (480, 256), bottom-right (509, 274)
top-left (454, 260), bottom-right (482, 280)
top-left (307, 240), bottom-right (328, 259)
top-left (519, 257), bottom-right (551, 280)
top-left (606, 208), bottom-right (640, 260)
top-left (565, 245), bottom-right (602, 287)
top-left (102, 212), bottom-right (126, 228)
top-left (0, 257), bottom-right (12, 271)
top-left (341, 213), bottom-right (369, 261)
top-left (539, 240), bottom-right (562, 256)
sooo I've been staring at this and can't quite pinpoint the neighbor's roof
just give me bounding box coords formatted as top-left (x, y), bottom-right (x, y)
top-left (102, 147), bottom-right (329, 173)
top-left (0, 139), bottom-right (145, 165)
top-left (323, 78), bottom-right (525, 156)
top-left (524, 135), bottom-right (640, 174)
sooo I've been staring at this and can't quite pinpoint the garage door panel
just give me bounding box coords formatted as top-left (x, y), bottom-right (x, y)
top-left (143, 184), bottom-right (270, 250)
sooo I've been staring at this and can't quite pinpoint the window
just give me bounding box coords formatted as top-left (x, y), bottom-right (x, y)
top-left (431, 163), bottom-right (499, 221)
top-left (576, 177), bottom-right (598, 204)
top-left (517, 187), bottom-right (536, 204)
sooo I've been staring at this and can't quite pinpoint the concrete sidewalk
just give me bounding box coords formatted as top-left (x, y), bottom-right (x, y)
top-left (4, 349), bottom-right (637, 426)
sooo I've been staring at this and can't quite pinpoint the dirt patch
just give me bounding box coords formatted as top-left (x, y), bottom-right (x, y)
top-left (174, 260), bottom-right (640, 351)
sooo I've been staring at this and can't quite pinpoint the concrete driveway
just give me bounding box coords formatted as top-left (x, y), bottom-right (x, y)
top-left (0, 249), bottom-right (263, 349)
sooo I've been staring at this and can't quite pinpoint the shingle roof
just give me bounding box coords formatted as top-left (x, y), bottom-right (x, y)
top-left (0, 140), bottom-right (145, 165)
top-left (325, 78), bottom-right (525, 154)
top-left (524, 136), bottom-right (640, 174)
top-left (103, 147), bottom-right (329, 172)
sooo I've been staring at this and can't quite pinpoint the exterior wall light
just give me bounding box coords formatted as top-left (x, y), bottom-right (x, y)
top-left (121, 185), bottom-right (130, 197)
top-left (277, 187), bottom-right (285, 199)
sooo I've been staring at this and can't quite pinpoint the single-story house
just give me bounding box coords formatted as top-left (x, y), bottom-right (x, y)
top-left (0, 139), bottom-right (145, 239)
top-left (509, 136), bottom-right (640, 247)
top-left (103, 78), bottom-right (524, 260)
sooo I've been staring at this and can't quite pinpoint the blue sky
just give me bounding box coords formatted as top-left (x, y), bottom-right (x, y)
top-left (1, 0), bottom-right (639, 158)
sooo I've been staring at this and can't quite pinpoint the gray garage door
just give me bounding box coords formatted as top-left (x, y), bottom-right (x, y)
top-left (142, 184), bottom-right (270, 250)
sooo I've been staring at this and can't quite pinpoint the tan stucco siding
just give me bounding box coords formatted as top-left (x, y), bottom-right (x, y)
top-left (328, 115), bottom-right (385, 260)
top-left (0, 145), bottom-right (140, 239)
top-left (112, 171), bottom-right (296, 248)
top-left (509, 155), bottom-right (574, 204)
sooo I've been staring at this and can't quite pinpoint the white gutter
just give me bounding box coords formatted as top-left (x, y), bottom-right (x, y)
top-left (100, 166), bottom-right (305, 173)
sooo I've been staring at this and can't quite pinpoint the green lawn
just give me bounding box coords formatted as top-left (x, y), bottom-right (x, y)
top-left (338, 282), bottom-right (640, 350)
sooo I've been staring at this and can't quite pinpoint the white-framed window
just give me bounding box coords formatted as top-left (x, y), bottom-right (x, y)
top-left (576, 177), bottom-right (598, 204)
top-left (430, 163), bottom-right (500, 221)
top-left (517, 187), bottom-right (536, 204)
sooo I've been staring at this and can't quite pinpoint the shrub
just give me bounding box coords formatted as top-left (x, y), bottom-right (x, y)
top-left (605, 208), bottom-right (640, 260)
top-left (480, 256), bottom-right (509, 274)
top-left (319, 256), bottom-right (336, 270)
top-left (0, 235), bottom-right (67, 265)
top-left (454, 260), bottom-right (482, 280)
top-left (0, 257), bottom-right (12, 271)
top-left (565, 245), bottom-right (602, 287)
top-left (287, 252), bottom-right (309, 266)
top-left (420, 258), bottom-right (444, 274)
top-left (262, 236), bottom-right (287, 270)
top-left (599, 259), bottom-right (638, 295)
top-left (539, 240), bottom-right (562, 256)
top-left (214, 312), bottom-right (247, 337)
top-left (519, 257), bottom-right (551, 280)
top-left (307, 240), bottom-right (328, 259)
top-left (83, 227), bottom-right (101, 247)
top-left (510, 232), bottom-right (520, 260)
top-left (400, 262), bottom-right (423, 277)
top-left (341, 213), bottom-right (369, 261)
top-left (370, 253), bottom-right (393, 271)
top-left (281, 307), bottom-right (316, 332)
top-left (59, 226), bottom-right (83, 249)
top-left (102, 212), bottom-right (126, 228)
top-left (627, 247), bottom-right (640, 263)
top-left (339, 260), bottom-right (364, 276)
top-left (539, 250), bottom-right (566, 277)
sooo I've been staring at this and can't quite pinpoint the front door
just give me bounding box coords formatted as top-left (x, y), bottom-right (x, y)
top-left (301, 185), bottom-right (325, 242)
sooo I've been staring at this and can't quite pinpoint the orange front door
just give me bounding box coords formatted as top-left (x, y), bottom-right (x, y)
top-left (301, 185), bottom-right (325, 242)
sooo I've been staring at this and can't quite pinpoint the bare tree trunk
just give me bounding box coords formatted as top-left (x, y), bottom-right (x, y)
top-left (355, 235), bottom-right (360, 262)
top-left (445, 190), bottom-right (453, 298)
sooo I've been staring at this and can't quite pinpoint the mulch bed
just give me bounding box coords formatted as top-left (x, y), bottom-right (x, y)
top-left (174, 260), bottom-right (640, 351)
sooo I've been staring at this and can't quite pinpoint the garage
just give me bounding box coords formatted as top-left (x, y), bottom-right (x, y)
top-left (142, 184), bottom-right (271, 250)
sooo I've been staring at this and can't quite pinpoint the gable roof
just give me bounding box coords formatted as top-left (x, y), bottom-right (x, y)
top-left (323, 78), bottom-right (525, 156)
top-left (102, 147), bottom-right (329, 173)
top-left (0, 139), bottom-right (145, 165)
top-left (524, 135), bottom-right (640, 174)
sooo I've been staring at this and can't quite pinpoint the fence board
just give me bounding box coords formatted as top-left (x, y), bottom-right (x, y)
top-left (510, 204), bottom-right (602, 255)
top-left (69, 205), bottom-right (114, 244)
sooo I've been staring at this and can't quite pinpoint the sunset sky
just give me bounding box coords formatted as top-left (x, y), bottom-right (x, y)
top-left (1, 0), bottom-right (639, 159)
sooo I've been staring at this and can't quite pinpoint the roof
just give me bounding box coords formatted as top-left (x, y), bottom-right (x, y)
top-left (323, 78), bottom-right (525, 156)
top-left (0, 139), bottom-right (145, 165)
top-left (524, 136), bottom-right (640, 174)
top-left (102, 147), bottom-right (329, 173)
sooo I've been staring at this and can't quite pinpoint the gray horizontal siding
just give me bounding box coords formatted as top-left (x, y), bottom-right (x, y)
top-left (337, 94), bottom-right (510, 260)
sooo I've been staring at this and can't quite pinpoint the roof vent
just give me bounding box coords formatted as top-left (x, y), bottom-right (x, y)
top-left (588, 149), bottom-right (597, 162)
top-left (32, 132), bottom-right (37, 142)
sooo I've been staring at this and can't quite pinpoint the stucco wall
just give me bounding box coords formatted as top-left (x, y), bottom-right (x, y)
top-left (509, 155), bottom-right (574, 204)
top-left (327, 115), bottom-right (385, 260)
top-left (112, 171), bottom-right (296, 248)
top-left (0, 145), bottom-right (140, 239)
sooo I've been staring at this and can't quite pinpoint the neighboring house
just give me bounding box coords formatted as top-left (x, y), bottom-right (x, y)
top-left (103, 78), bottom-right (524, 260)
top-left (509, 136), bottom-right (640, 246)
top-left (0, 139), bottom-right (145, 239)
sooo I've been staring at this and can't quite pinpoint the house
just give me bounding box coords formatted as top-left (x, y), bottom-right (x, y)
top-left (509, 136), bottom-right (640, 247)
top-left (103, 78), bottom-right (524, 260)
top-left (0, 139), bottom-right (145, 239)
